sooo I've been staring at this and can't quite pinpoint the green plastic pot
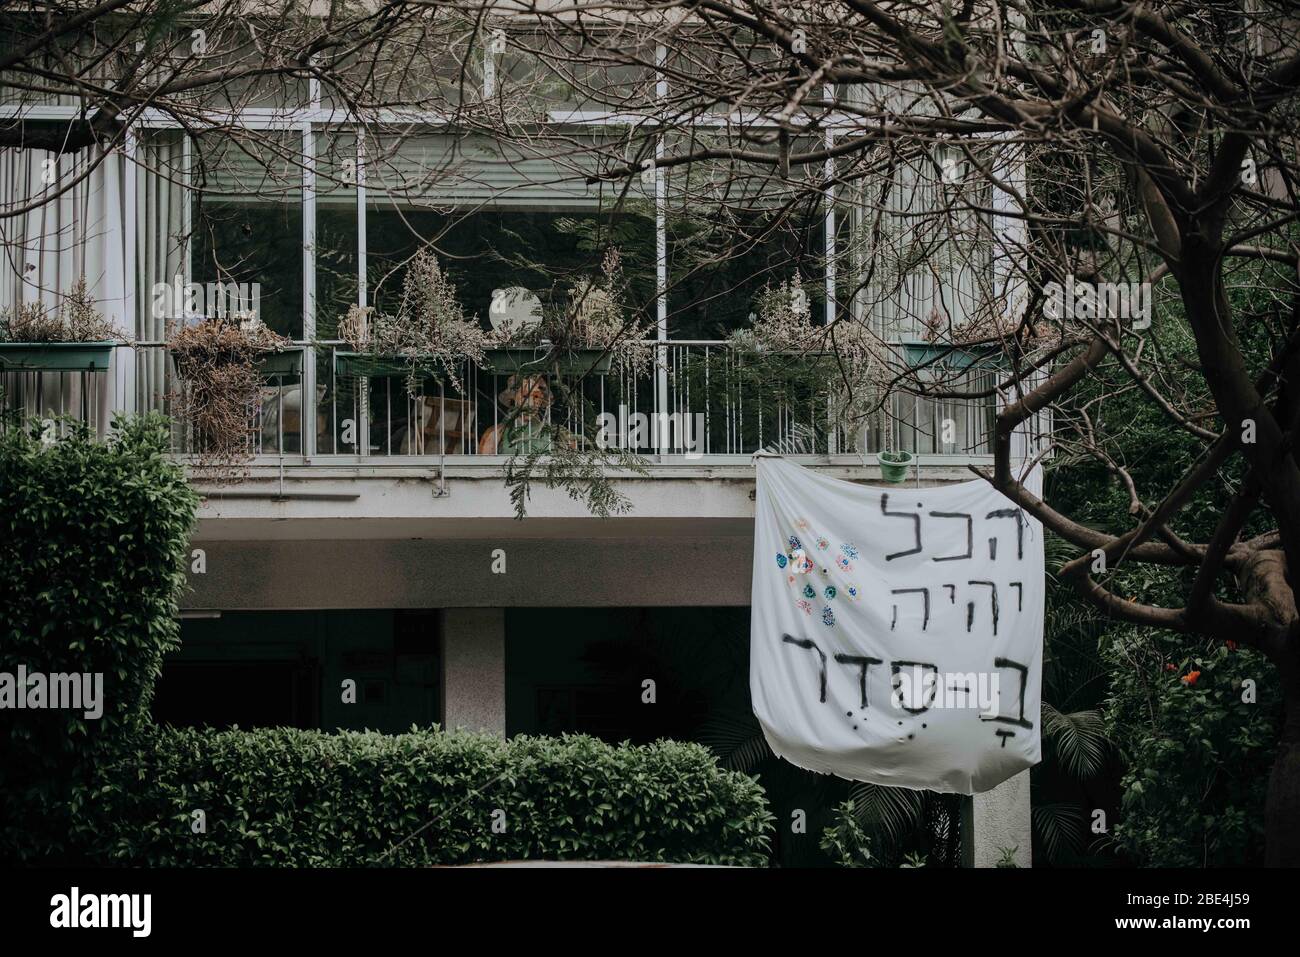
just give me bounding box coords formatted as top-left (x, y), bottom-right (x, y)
top-left (254, 347), bottom-right (304, 377)
top-left (0, 341), bottom-right (115, 372)
top-left (481, 347), bottom-right (613, 376)
top-left (877, 449), bottom-right (915, 483)
top-left (333, 351), bottom-right (448, 382)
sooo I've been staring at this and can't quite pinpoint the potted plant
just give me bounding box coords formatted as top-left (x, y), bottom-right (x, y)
top-left (168, 315), bottom-right (294, 482)
top-left (732, 276), bottom-right (893, 459)
top-left (482, 248), bottom-right (652, 378)
top-left (876, 446), bottom-right (915, 483)
top-left (336, 248), bottom-right (486, 390)
top-left (867, 350), bottom-right (914, 483)
top-left (0, 278), bottom-right (117, 371)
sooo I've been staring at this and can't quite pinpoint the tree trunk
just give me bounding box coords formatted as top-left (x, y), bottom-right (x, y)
top-left (1266, 688), bottom-right (1300, 866)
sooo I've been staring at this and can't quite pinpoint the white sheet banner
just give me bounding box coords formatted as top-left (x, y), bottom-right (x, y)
top-left (750, 457), bottom-right (1044, 794)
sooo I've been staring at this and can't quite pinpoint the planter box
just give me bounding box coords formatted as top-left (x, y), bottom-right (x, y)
top-left (902, 343), bottom-right (999, 369)
top-left (168, 346), bottom-right (304, 379)
top-left (333, 351), bottom-right (448, 382)
top-left (0, 341), bottom-right (115, 372)
top-left (254, 347), bottom-right (304, 377)
top-left (481, 347), bottom-right (613, 376)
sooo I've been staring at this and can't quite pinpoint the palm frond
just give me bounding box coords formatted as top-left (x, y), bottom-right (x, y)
top-left (1032, 802), bottom-right (1085, 863)
top-left (762, 421), bottom-right (820, 456)
top-left (1043, 532), bottom-right (1077, 575)
top-left (848, 781), bottom-right (926, 844)
top-left (696, 709), bottom-right (774, 771)
top-left (1041, 702), bottom-right (1110, 780)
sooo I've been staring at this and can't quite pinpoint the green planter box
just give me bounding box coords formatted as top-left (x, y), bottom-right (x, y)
top-left (168, 346), bottom-right (304, 379)
top-left (0, 341), bottom-right (115, 372)
top-left (255, 347), bottom-right (304, 377)
top-left (482, 347), bottom-right (613, 376)
top-left (333, 351), bottom-right (448, 382)
top-left (902, 343), bottom-right (999, 369)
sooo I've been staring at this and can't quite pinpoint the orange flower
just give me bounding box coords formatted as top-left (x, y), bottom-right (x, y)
top-left (1181, 671), bottom-right (1201, 686)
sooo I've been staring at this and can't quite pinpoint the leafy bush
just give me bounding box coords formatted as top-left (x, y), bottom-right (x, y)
top-left (1104, 632), bottom-right (1279, 866)
top-left (79, 727), bottom-right (774, 867)
top-left (0, 416), bottom-right (198, 863)
top-left (819, 800), bottom-right (875, 867)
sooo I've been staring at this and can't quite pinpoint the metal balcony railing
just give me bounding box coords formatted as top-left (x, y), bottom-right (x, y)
top-left (0, 364), bottom-right (109, 438)
top-left (6, 341), bottom-right (1007, 462)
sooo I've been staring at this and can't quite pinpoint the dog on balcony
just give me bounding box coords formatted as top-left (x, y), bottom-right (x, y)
top-left (478, 374), bottom-right (560, 455)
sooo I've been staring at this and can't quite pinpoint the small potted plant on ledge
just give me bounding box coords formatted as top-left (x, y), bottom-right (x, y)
top-left (482, 248), bottom-right (652, 378)
top-left (336, 248), bottom-right (486, 390)
top-left (865, 349), bottom-right (914, 484)
top-left (876, 439), bottom-right (915, 484)
top-left (168, 315), bottom-right (293, 482)
top-left (0, 278), bottom-right (118, 371)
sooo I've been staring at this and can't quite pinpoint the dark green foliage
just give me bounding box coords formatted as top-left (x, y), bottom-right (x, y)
top-left (1040, 274), bottom-right (1284, 866)
top-left (1103, 636), bottom-right (1278, 866)
top-left (79, 727), bottom-right (775, 867)
top-left (819, 800), bottom-right (875, 867)
top-left (0, 415), bottom-right (198, 863)
top-left (2, 418), bottom-right (772, 866)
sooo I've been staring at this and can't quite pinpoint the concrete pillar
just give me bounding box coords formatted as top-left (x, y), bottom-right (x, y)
top-left (962, 771), bottom-right (1032, 867)
top-left (441, 607), bottom-right (506, 736)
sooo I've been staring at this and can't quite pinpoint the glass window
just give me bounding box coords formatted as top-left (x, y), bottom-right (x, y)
top-left (321, 19), bottom-right (470, 110)
top-left (842, 143), bottom-right (996, 342)
top-left (189, 27), bottom-right (309, 109)
top-left (497, 31), bottom-right (656, 113)
top-left (314, 129), bottom-right (360, 338)
top-left (665, 134), bottom-right (827, 338)
top-left (190, 132), bottom-right (304, 337)
top-left (363, 133), bottom-right (653, 319)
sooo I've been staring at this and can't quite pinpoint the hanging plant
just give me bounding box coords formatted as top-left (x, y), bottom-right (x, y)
top-left (168, 316), bottom-right (292, 483)
top-left (337, 248), bottom-right (486, 392)
top-left (486, 247), bottom-right (654, 377)
top-left (730, 274), bottom-right (892, 450)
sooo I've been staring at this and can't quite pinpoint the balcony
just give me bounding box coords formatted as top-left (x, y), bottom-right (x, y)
top-left (4, 340), bottom-right (1017, 466)
top-left (122, 340), bottom-right (1004, 468)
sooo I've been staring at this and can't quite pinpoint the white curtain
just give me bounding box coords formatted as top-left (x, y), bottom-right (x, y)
top-left (134, 132), bottom-right (186, 420)
top-left (0, 145), bottom-right (128, 433)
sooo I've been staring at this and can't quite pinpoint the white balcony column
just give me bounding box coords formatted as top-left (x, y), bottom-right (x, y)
top-left (962, 770), bottom-right (1032, 867)
top-left (113, 128), bottom-right (139, 423)
top-left (441, 607), bottom-right (506, 736)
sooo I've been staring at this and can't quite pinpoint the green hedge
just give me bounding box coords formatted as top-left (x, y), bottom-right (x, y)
top-left (0, 416), bottom-right (198, 863)
top-left (79, 726), bottom-right (775, 866)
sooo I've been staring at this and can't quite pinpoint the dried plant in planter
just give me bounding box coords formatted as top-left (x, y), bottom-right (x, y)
top-left (0, 278), bottom-right (117, 343)
top-left (339, 248), bottom-right (486, 391)
top-left (730, 274), bottom-right (888, 446)
top-left (491, 248), bottom-right (654, 376)
top-left (168, 317), bottom-right (291, 483)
